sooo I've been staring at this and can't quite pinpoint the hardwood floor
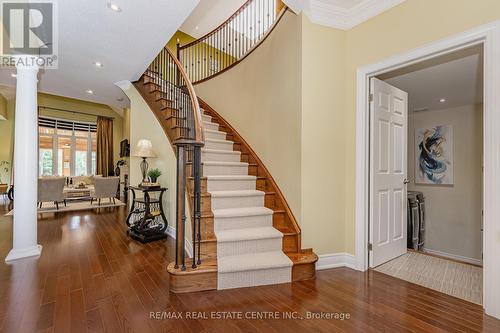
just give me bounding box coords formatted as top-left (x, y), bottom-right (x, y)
top-left (0, 202), bottom-right (499, 332)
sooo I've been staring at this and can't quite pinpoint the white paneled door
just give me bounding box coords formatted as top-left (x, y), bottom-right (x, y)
top-left (369, 78), bottom-right (408, 268)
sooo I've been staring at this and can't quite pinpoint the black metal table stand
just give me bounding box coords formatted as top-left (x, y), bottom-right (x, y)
top-left (126, 186), bottom-right (169, 243)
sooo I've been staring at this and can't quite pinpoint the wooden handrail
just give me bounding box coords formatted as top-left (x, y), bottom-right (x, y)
top-left (163, 47), bottom-right (204, 145)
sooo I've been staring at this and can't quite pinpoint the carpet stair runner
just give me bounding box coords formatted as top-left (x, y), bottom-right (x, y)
top-left (201, 112), bottom-right (293, 290)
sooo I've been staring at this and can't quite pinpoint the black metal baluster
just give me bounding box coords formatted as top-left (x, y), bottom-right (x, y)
top-left (195, 146), bottom-right (202, 265)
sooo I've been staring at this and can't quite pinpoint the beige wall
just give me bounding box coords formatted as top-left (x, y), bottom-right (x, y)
top-left (195, 11), bottom-right (303, 229)
top-left (301, 15), bottom-right (347, 254)
top-left (407, 104), bottom-right (483, 261)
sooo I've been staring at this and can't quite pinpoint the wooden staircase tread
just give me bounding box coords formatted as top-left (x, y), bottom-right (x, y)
top-left (200, 236), bottom-right (217, 243)
top-left (187, 176), bottom-right (266, 181)
top-left (165, 115), bottom-right (185, 121)
top-left (276, 226), bottom-right (298, 235)
top-left (161, 105), bottom-right (180, 111)
top-left (189, 191), bottom-right (276, 198)
top-left (143, 81), bottom-right (160, 88)
top-left (171, 125), bottom-right (191, 130)
top-left (287, 251), bottom-right (319, 265)
top-left (167, 259), bottom-right (217, 275)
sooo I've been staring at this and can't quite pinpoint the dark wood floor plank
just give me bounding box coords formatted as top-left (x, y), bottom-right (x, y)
top-left (70, 289), bottom-right (87, 333)
top-left (53, 275), bottom-right (71, 333)
top-left (86, 307), bottom-right (104, 333)
top-left (0, 204), bottom-right (499, 333)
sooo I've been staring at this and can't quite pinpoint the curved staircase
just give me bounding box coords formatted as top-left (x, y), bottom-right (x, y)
top-left (133, 0), bottom-right (317, 293)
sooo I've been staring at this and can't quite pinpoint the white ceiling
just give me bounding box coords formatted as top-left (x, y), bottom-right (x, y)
top-left (0, 0), bottom-right (199, 110)
top-left (318, 0), bottom-right (364, 9)
top-left (381, 47), bottom-right (483, 112)
top-left (180, 0), bottom-right (247, 38)
top-left (303, 0), bottom-right (406, 30)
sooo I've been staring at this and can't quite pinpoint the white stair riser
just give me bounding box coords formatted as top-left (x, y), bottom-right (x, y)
top-left (202, 151), bottom-right (241, 162)
top-left (218, 237), bottom-right (282, 257)
top-left (204, 130), bottom-right (227, 140)
top-left (203, 122), bottom-right (219, 131)
top-left (214, 214), bottom-right (272, 231)
top-left (217, 266), bottom-right (292, 290)
top-left (207, 178), bottom-right (256, 191)
top-left (203, 164), bottom-right (248, 176)
top-left (205, 140), bottom-right (233, 151)
top-left (211, 194), bottom-right (264, 209)
top-left (202, 114), bottom-right (212, 122)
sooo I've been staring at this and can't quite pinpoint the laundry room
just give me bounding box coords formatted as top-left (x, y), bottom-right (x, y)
top-left (369, 45), bottom-right (484, 305)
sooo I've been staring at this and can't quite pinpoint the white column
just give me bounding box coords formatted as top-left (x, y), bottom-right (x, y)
top-left (5, 63), bottom-right (42, 262)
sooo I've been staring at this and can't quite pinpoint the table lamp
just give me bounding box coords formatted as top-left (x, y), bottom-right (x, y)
top-left (133, 139), bottom-right (157, 184)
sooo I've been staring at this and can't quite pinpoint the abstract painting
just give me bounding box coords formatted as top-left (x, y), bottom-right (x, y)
top-left (416, 125), bottom-right (453, 185)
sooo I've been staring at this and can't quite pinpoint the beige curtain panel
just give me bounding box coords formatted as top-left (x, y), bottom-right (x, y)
top-left (96, 116), bottom-right (114, 176)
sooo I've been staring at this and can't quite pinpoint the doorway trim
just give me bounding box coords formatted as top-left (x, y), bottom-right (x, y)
top-left (355, 20), bottom-right (500, 318)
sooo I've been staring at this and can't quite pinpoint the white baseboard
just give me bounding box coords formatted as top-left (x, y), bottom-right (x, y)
top-left (166, 225), bottom-right (194, 258)
top-left (423, 248), bottom-right (482, 266)
top-left (316, 252), bottom-right (356, 270)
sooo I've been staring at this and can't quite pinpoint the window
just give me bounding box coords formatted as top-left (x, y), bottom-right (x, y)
top-left (38, 117), bottom-right (97, 176)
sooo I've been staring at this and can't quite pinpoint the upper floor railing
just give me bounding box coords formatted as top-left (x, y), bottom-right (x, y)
top-left (145, 47), bottom-right (204, 271)
top-left (178, 0), bottom-right (286, 84)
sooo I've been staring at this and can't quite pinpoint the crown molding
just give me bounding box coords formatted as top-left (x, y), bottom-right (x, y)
top-left (304, 0), bottom-right (406, 30)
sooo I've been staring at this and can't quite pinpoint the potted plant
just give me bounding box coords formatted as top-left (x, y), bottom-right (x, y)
top-left (0, 161), bottom-right (10, 195)
top-left (147, 168), bottom-right (162, 183)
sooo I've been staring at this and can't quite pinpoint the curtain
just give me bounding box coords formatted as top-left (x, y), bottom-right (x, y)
top-left (96, 116), bottom-right (114, 176)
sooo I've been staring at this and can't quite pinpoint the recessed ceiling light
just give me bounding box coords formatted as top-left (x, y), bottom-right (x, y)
top-left (195, 26), bottom-right (199, 30)
top-left (108, 2), bottom-right (121, 12)
top-left (86, 90), bottom-right (94, 95)
top-left (10, 73), bottom-right (16, 78)
top-left (116, 97), bottom-right (124, 102)
top-left (94, 61), bottom-right (103, 68)
top-left (439, 98), bottom-right (447, 103)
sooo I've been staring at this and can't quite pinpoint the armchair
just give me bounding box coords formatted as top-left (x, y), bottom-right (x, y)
top-left (38, 177), bottom-right (66, 209)
top-left (91, 176), bottom-right (120, 205)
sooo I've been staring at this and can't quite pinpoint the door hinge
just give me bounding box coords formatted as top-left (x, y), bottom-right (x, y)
top-left (368, 243), bottom-right (373, 251)
top-left (369, 93), bottom-right (374, 102)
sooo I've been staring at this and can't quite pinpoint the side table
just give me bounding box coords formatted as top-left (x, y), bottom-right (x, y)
top-left (126, 186), bottom-right (168, 243)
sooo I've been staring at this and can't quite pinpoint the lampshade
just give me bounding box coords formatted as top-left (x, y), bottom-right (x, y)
top-left (133, 139), bottom-right (157, 158)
